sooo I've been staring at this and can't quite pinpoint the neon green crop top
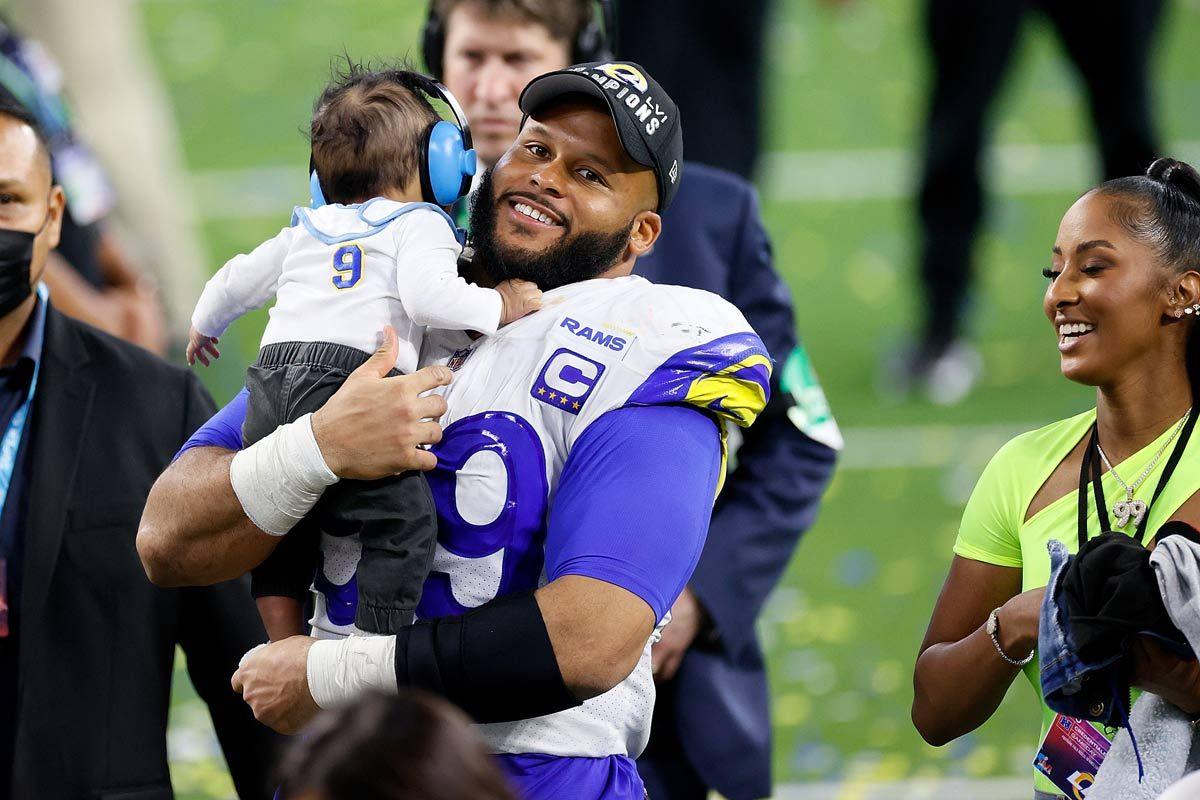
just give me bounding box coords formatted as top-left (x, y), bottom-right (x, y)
top-left (953, 408), bottom-right (1200, 796)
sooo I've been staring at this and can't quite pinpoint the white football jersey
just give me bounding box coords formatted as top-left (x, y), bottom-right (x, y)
top-left (309, 273), bottom-right (771, 759)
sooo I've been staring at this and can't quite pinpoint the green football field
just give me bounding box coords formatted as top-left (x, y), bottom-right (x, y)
top-left (133, 1), bottom-right (1200, 796)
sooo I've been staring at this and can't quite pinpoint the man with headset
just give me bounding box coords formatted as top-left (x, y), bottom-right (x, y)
top-left (421, 3), bottom-right (840, 798)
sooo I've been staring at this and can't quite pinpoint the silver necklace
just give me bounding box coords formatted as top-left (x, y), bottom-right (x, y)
top-left (1096, 410), bottom-right (1191, 528)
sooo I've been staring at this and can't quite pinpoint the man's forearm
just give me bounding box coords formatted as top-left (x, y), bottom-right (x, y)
top-left (301, 576), bottom-right (654, 725)
top-left (137, 446), bottom-right (279, 586)
top-left (304, 589), bottom-right (582, 725)
top-left (138, 348), bottom-right (451, 587)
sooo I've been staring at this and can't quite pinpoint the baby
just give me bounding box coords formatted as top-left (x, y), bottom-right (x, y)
top-left (187, 67), bottom-right (541, 638)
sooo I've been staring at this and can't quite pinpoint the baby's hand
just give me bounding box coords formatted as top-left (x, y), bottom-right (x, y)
top-left (187, 326), bottom-right (221, 366)
top-left (496, 279), bottom-right (543, 325)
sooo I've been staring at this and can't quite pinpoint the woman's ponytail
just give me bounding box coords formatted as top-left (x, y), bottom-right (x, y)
top-left (1147, 157), bottom-right (1200, 205)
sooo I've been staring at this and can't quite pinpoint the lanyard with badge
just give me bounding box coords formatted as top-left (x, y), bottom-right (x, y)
top-left (1036, 409), bottom-right (1200, 797)
top-left (1077, 409), bottom-right (1198, 549)
top-left (0, 282), bottom-right (46, 638)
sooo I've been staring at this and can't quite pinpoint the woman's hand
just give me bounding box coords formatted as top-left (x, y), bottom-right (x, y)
top-left (1131, 636), bottom-right (1200, 715)
top-left (652, 586), bottom-right (705, 682)
top-left (996, 586), bottom-right (1046, 657)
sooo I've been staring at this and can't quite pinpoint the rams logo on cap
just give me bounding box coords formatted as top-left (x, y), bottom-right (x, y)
top-left (596, 63), bottom-right (649, 93)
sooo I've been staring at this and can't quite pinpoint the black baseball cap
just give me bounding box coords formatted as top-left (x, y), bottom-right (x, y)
top-left (518, 62), bottom-right (683, 212)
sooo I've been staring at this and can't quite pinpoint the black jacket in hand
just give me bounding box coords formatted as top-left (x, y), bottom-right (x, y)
top-left (1065, 533), bottom-right (1189, 665)
top-left (1043, 530), bottom-right (1194, 730)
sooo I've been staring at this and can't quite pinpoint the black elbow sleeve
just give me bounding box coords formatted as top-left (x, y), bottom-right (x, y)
top-left (394, 591), bottom-right (582, 723)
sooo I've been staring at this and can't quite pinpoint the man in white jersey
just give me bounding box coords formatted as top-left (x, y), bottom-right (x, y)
top-left (137, 63), bottom-right (771, 800)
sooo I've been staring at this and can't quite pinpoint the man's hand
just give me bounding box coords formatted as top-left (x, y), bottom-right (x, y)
top-left (312, 326), bottom-right (452, 479)
top-left (652, 586), bottom-right (705, 682)
top-left (1131, 636), bottom-right (1200, 715)
top-left (231, 635), bottom-right (320, 734)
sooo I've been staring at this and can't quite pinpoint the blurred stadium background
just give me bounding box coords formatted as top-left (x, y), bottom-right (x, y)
top-left (61, 0), bottom-right (1200, 796)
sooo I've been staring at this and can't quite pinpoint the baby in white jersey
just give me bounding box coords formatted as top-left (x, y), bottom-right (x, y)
top-left (186, 66), bottom-right (541, 639)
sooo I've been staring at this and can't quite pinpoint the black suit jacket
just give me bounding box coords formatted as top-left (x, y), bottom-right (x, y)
top-left (634, 164), bottom-right (837, 800)
top-left (7, 306), bottom-right (279, 799)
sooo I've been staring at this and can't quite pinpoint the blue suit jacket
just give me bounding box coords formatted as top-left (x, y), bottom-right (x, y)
top-left (634, 163), bottom-right (838, 800)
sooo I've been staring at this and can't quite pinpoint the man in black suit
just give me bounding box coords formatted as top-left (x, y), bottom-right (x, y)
top-left (908, 0), bottom-right (1163, 403)
top-left (0, 95), bottom-right (279, 797)
top-left (632, 162), bottom-right (839, 800)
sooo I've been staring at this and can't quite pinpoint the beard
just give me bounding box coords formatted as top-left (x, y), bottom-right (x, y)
top-left (468, 168), bottom-right (634, 291)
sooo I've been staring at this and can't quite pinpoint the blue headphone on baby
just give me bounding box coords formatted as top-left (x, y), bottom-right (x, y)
top-left (309, 73), bottom-right (477, 209)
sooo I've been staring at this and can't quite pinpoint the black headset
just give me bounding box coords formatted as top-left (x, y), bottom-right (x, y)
top-left (421, 0), bottom-right (616, 81)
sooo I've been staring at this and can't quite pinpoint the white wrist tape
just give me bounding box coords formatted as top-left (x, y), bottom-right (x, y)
top-left (229, 413), bottom-right (338, 536)
top-left (307, 634), bottom-right (398, 709)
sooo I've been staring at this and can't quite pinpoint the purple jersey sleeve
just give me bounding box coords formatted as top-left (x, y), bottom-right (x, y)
top-left (543, 404), bottom-right (723, 621)
top-left (174, 387), bottom-right (248, 460)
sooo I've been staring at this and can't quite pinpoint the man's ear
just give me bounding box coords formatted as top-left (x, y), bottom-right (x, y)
top-left (45, 185), bottom-right (65, 251)
top-left (626, 210), bottom-right (662, 260)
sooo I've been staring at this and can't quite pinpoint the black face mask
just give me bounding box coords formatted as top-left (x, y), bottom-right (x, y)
top-left (0, 226), bottom-right (36, 318)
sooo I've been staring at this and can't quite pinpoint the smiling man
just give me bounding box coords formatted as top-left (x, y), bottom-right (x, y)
top-left (138, 63), bottom-right (771, 800)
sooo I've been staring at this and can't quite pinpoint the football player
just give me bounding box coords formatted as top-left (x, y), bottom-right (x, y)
top-left (139, 63), bottom-right (768, 800)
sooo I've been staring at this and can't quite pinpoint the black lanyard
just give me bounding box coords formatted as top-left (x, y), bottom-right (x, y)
top-left (1077, 409), bottom-right (1199, 549)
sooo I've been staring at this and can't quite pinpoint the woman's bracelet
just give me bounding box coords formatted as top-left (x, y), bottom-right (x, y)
top-left (986, 607), bottom-right (1035, 667)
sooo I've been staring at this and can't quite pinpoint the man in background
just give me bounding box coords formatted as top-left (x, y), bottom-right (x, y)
top-left (0, 18), bottom-right (167, 354)
top-left (903, 0), bottom-right (1164, 404)
top-left (615, 0), bottom-right (769, 180)
top-left (424, 2), bottom-right (840, 797)
top-left (10, 0), bottom-right (209, 342)
top-left (0, 95), bottom-right (278, 798)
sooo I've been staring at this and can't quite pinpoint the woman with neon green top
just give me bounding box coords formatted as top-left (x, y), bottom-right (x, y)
top-left (912, 157), bottom-right (1200, 800)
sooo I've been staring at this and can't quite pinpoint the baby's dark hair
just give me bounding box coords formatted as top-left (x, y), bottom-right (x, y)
top-left (277, 690), bottom-right (518, 800)
top-left (310, 60), bottom-right (439, 204)
top-left (1092, 158), bottom-right (1200, 392)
